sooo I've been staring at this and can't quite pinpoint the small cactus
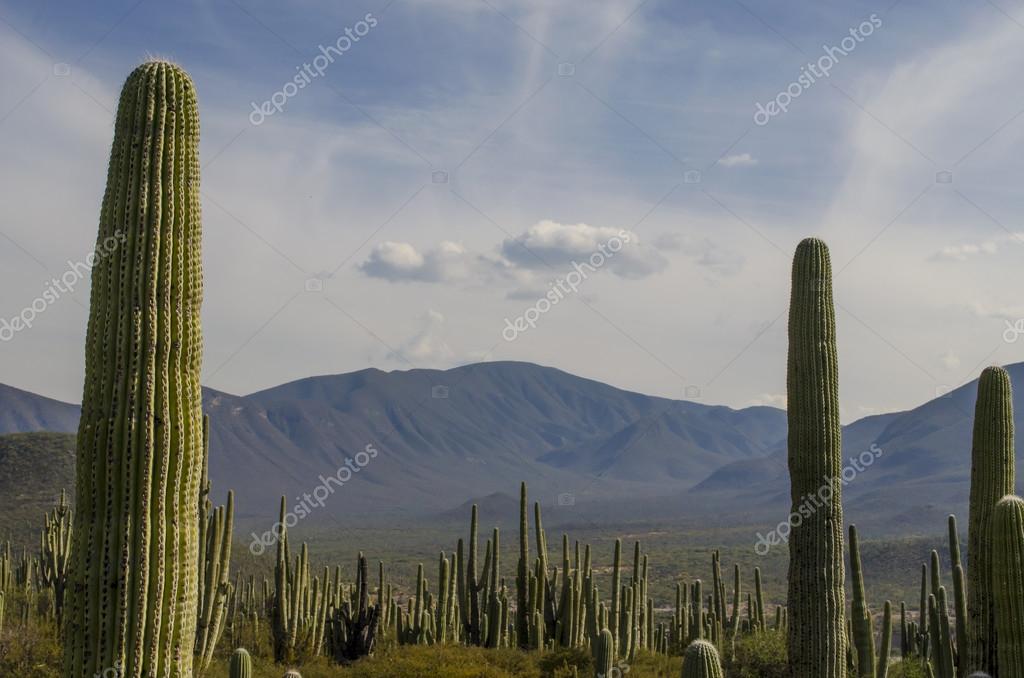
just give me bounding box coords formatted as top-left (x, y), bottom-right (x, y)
top-left (681, 639), bottom-right (724, 678)
top-left (595, 627), bottom-right (614, 678)
top-left (229, 648), bottom-right (252, 678)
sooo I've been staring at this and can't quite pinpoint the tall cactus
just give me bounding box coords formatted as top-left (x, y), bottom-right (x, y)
top-left (64, 60), bottom-right (205, 678)
top-left (965, 366), bottom-right (1015, 675)
top-left (786, 237), bottom-right (846, 678)
top-left (992, 495), bottom-right (1024, 678)
top-left (516, 482), bottom-right (530, 648)
top-left (681, 639), bottom-right (725, 678)
top-left (849, 525), bottom-right (875, 678)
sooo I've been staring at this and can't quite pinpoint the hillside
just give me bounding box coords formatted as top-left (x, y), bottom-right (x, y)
top-left (1, 360), bottom-right (1022, 533)
top-left (0, 431), bottom-right (75, 541)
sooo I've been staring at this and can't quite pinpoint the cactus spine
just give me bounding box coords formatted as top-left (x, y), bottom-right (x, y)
top-left (965, 366), bottom-right (1015, 675)
top-left (786, 238), bottom-right (846, 678)
top-left (681, 639), bottom-right (724, 678)
top-left (64, 60), bottom-right (204, 678)
top-left (992, 495), bottom-right (1024, 678)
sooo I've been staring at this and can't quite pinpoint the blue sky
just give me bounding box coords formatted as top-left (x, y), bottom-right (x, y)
top-left (2, 0), bottom-right (1024, 421)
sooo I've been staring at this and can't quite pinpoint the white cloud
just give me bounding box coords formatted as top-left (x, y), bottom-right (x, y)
top-left (390, 310), bottom-right (455, 366)
top-left (361, 241), bottom-right (478, 282)
top-left (929, 233), bottom-right (1024, 261)
top-left (939, 348), bottom-right (960, 370)
top-left (749, 393), bottom-right (786, 408)
top-left (717, 152), bottom-right (758, 167)
top-left (500, 220), bottom-right (667, 279)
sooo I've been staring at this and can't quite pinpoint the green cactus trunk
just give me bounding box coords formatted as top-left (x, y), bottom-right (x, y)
top-left (785, 238), bottom-right (846, 678)
top-left (595, 627), bottom-right (614, 678)
top-left (965, 366), bottom-right (1015, 675)
top-left (992, 495), bottom-right (1024, 678)
top-left (64, 60), bottom-right (204, 678)
top-left (681, 639), bottom-right (724, 678)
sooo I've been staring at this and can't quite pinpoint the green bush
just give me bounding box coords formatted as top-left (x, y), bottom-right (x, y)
top-left (884, 660), bottom-right (929, 678)
top-left (537, 645), bottom-right (591, 677)
top-left (0, 620), bottom-right (62, 678)
top-left (723, 630), bottom-right (787, 678)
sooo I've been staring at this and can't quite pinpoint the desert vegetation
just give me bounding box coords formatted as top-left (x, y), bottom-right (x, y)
top-left (0, 60), bottom-right (1021, 678)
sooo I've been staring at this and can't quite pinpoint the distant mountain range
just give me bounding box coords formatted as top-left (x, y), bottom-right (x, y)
top-left (1, 361), bottom-right (1022, 534)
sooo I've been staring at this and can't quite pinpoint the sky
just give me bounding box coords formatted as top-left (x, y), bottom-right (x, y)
top-left (2, 0), bottom-right (1024, 422)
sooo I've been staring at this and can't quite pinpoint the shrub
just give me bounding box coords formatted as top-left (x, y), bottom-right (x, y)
top-left (724, 630), bottom-right (788, 678)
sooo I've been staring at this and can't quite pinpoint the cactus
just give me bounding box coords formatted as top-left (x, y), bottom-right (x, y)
top-left (681, 639), bottom-right (725, 678)
top-left (229, 648), bottom-right (252, 678)
top-left (327, 553), bottom-right (380, 661)
top-left (877, 600), bottom-right (892, 678)
top-left (39, 489), bottom-right (72, 628)
top-left (595, 627), bottom-right (614, 678)
top-left (947, 515), bottom-right (968, 678)
top-left (64, 60), bottom-right (205, 678)
top-left (194, 415), bottom-right (234, 673)
top-left (965, 365), bottom-right (1015, 675)
top-left (992, 495), bottom-right (1024, 678)
top-left (786, 238), bottom-right (846, 678)
top-left (516, 482), bottom-right (530, 648)
top-left (849, 525), bottom-right (875, 678)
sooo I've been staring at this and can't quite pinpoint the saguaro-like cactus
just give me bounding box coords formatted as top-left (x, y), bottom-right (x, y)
top-left (64, 61), bottom-right (205, 678)
top-left (993, 495), bottom-right (1024, 678)
top-left (681, 639), bottom-right (724, 678)
top-left (229, 648), bottom-right (252, 678)
top-left (849, 525), bottom-right (875, 678)
top-left (965, 366), bottom-right (1015, 675)
top-left (39, 489), bottom-right (72, 628)
top-left (595, 627), bottom-right (614, 678)
top-left (786, 238), bottom-right (846, 678)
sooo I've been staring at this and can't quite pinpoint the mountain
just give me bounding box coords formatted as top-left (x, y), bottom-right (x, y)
top-left (692, 363), bottom-right (1024, 533)
top-left (2, 360), bottom-right (1022, 533)
top-left (0, 383), bottom-right (79, 434)
top-left (0, 362), bottom-right (786, 522)
top-left (0, 432), bottom-right (75, 540)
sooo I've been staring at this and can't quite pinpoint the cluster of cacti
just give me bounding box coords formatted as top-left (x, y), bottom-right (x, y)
top-left (270, 497), bottom-right (332, 663)
top-left (63, 60), bottom-right (206, 678)
top-left (326, 553), bottom-right (380, 661)
top-left (38, 488), bottom-right (72, 628)
top-left (785, 238), bottom-right (847, 678)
